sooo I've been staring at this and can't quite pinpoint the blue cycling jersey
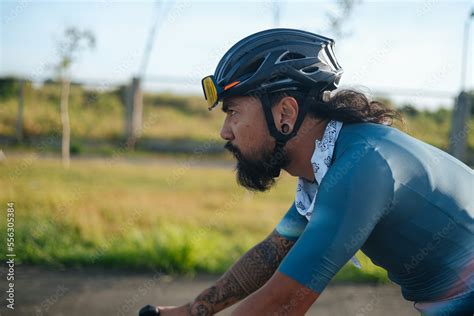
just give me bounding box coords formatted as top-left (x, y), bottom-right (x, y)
top-left (275, 123), bottom-right (473, 308)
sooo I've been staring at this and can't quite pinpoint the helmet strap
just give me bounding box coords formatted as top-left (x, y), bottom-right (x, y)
top-left (259, 87), bottom-right (324, 177)
top-left (259, 87), bottom-right (323, 147)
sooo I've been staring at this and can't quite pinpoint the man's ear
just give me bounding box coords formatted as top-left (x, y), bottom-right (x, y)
top-left (272, 96), bottom-right (299, 134)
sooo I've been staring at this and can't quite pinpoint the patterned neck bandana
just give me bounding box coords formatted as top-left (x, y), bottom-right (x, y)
top-left (294, 120), bottom-right (361, 269)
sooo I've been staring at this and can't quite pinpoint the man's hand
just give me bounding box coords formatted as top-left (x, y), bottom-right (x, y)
top-left (231, 271), bottom-right (320, 316)
top-left (155, 304), bottom-right (191, 316)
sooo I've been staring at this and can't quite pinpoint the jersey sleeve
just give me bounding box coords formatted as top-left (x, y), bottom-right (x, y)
top-left (277, 142), bottom-right (395, 293)
top-left (275, 202), bottom-right (309, 240)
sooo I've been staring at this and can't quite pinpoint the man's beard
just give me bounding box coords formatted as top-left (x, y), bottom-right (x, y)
top-left (224, 141), bottom-right (290, 192)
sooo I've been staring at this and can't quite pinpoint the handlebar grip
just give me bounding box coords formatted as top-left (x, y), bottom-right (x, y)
top-left (138, 304), bottom-right (160, 316)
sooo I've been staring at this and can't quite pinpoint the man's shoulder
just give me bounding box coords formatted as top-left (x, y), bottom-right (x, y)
top-left (338, 122), bottom-right (395, 141)
top-left (333, 123), bottom-right (389, 158)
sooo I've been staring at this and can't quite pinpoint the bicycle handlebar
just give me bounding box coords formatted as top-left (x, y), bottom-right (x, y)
top-left (138, 304), bottom-right (160, 316)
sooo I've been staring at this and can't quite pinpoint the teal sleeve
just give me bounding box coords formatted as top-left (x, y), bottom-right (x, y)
top-left (275, 202), bottom-right (308, 240)
top-left (278, 143), bottom-right (395, 293)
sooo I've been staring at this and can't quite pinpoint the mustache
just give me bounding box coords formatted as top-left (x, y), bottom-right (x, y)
top-left (223, 140), bottom-right (286, 192)
top-left (224, 141), bottom-right (243, 158)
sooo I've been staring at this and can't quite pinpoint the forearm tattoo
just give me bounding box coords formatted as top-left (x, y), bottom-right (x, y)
top-left (186, 230), bottom-right (296, 315)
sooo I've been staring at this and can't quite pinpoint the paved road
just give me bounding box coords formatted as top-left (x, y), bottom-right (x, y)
top-left (0, 265), bottom-right (418, 316)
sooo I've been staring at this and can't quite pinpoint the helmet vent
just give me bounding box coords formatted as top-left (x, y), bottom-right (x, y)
top-left (302, 66), bottom-right (319, 74)
top-left (241, 57), bottom-right (265, 75)
top-left (267, 74), bottom-right (288, 83)
top-left (280, 52), bottom-right (305, 61)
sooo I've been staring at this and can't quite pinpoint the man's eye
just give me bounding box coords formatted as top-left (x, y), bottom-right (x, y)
top-left (229, 110), bottom-right (237, 116)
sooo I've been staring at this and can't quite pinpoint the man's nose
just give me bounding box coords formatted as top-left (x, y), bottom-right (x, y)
top-left (220, 121), bottom-right (234, 141)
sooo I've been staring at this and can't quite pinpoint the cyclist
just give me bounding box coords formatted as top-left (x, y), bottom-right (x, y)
top-left (140, 28), bottom-right (474, 316)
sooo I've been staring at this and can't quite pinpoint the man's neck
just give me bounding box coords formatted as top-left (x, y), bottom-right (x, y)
top-left (283, 117), bottom-right (329, 182)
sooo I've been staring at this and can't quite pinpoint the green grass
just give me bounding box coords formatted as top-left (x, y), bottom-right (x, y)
top-left (0, 85), bottom-right (222, 142)
top-left (0, 156), bottom-right (387, 283)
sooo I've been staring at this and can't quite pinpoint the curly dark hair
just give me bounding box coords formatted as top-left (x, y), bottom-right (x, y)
top-left (269, 88), bottom-right (403, 126)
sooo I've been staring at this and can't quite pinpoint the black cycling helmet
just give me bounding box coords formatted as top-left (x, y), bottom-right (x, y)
top-left (202, 28), bottom-right (343, 146)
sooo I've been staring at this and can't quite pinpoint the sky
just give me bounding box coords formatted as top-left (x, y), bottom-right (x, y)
top-left (0, 0), bottom-right (473, 109)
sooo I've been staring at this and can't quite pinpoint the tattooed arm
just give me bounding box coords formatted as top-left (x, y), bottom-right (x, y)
top-left (188, 229), bottom-right (296, 315)
top-left (157, 229), bottom-right (296, 316)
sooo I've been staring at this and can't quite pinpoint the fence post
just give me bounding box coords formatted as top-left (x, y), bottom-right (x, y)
top-left (124, 81), bottom-right (133, 141)
top-left (448, 91), bottom-right (471, 161)
top-left (124, 77), bottom-right (143, 149)
top-left (16, 79), bottom-right (25, 142)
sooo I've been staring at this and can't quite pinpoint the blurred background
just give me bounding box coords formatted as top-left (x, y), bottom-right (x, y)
top-left (0, 1), bottom-right (473, 315)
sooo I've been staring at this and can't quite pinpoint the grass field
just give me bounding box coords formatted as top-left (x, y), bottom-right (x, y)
top-left (0, 156), bottom-right (388, 283)
top-left (0, 85), bottom-right (222, 142)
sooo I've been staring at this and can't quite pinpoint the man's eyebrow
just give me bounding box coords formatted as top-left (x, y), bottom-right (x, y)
top-left (221, 100), bottom-right (238, 113)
